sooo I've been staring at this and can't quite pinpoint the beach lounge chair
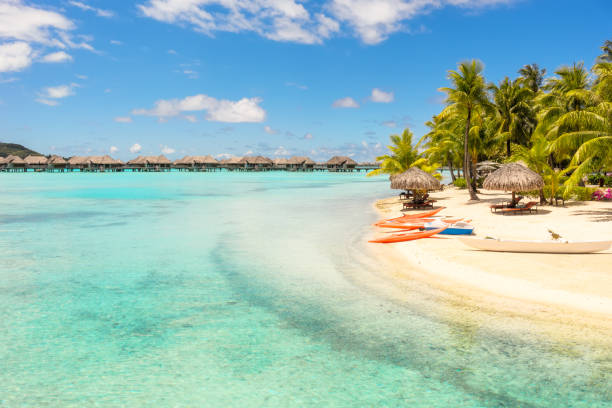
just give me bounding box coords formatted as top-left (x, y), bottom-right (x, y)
top-left (402, 200), bottom-right (436, 210)
top-left (399, 190), bottom-right (413, 200)
top-left (500, 201), bottom-right (538, 215)
top-left (489, 196), bottom-right (523, 212)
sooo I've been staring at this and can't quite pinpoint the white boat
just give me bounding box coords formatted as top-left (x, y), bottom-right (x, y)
top-left (458, 237), bottom-right (612, 254)
top-left (424, 220), bottom-right (474, 235)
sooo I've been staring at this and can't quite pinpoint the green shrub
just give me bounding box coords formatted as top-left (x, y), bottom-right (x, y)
top-left (453, 177), bottom-right (467, 188)
top-left (568, 186), bottom-right (597, 201)
top-left (587, 174), bottom-right (612, 187)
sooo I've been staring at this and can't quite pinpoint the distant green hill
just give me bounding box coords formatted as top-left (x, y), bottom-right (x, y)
top-left (0, 142), bottom-right (42, 158)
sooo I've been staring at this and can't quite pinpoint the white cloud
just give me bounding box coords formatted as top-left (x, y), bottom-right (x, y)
top-left (304, 132), bottom-right (313, 140)
top-left (76, 74), bottom-right (87, 79)
top-left (35, 98), bottom-right (58, 106)
top-left (382, 120), bottom-right (397, 128)
top-left (137, 0), bottom-right (515, 45)
top-left (133, 93), bottom-right (266, 123)
top-left (264, 125), bottom-right (278, 135)
top-left (0, 76), bottom-right (18, 83)
top-left (137, 0), bottom-right (339, 45)
top-left (333, 96), bottom-right (359, 108)
top-left (274, 146), bottom-right (290, 156)
top-left (216, 153), bottom-right (233, 159)
top-left (41, 50), bottom-right (72, 63)
top-left (184, 115), bottom-right (197, 123)
top-left (0, 41), bottom-right (32, 72)
top-left (130, 143), bottom-right (142, 153)
top-left (329, 0), bottom-right (517, 44)
top-left (69, 1), bottom-right (114, 18)
top-left (285, 81), bottom-right (308, 90)
top-left (114, 116), bottom-right (132, 123)
top-left (370, 88), bottom-right (394, 103)
top-left (110, 39), bottom-right (122, 45)
top-left (41, 84), bottom-right (75, 98)
top-left (0, 1), bottom-right (94, 74)
top-left (167, 49), bottom-right (177, 54)
top-left (36, 83), bottom-right (77, 105)
top-left (0, 0), bottom-right (75, 45)
top-left (161, 145), bottom-right (175, 154)
top-left (110, 146), bottom-right (119, 154)
top-left (104, 88), bottom-right (111, 93)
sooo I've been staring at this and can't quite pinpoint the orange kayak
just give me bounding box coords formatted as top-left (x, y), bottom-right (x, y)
top-left (376, 218), bottom-right (466, 229)
top-left (369, 227), bottom-right (448, 243)
top-left (386, 207), bottom-right (444, 222)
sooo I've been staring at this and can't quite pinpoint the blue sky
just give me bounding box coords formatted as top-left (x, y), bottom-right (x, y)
top-left (0, 0), bottom-right (610, 161)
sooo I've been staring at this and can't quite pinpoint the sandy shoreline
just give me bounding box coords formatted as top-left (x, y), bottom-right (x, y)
top-left (367, 187), bottom-right (612, 343)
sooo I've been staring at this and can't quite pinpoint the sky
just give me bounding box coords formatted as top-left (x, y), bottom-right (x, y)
top-left (0, 0), bottom-right (610, 161)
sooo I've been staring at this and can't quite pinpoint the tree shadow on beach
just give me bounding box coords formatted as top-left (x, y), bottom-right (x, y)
top-left (569, 208), bottom-right (612, 222)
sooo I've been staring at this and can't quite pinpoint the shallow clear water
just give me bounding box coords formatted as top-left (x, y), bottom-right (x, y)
top-left (0, 172), bottom-right (610, 407)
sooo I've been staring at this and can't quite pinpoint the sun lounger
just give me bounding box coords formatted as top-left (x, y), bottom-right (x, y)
top-left (500, 201), bottom-right (538, 215)
top-left (489, 196), bottom-right (523, 212)
top-left (402, 200), bottom-right (436, 210)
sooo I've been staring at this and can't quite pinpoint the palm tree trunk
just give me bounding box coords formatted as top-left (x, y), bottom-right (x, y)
top-left (506, 139), bottom-right (511, 157)
top-left (448, 159), bottom-right (456, 182)
top-left (464, 108), bottom-right (479, 200)
top-left (539, 188), bottom-right (546, 205)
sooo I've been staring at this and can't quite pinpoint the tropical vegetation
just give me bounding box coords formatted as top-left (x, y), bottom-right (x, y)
top-left (370, 39), bottom-right (612, 203)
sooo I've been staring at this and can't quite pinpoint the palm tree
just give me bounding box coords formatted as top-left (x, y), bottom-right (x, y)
top-left (423, 116), bottom-right (463, 182)
top-left (549, 101), bottom-right (612, 190)
top-left (489, 77), bottom-right (535, 157)
top-left (596, 39), bottom-right (612, 63)
top-left (367, 128), bottom-right (424, 177)
top-left (439, 60), bottom-right (489, 200)
top-left (518, 63), bottom-right (546, 93)
top-left (510, 137), bottom-right (552, 204)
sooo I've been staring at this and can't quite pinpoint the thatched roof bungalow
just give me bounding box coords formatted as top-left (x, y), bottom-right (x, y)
top-left (272, 158), bottom-right (289, 169)
top-left (287, 156), bottom-right (315, 171)
top-left (238, 155), bottom-right (273, 170)
top-left (219, 156), bottom-right (242, 170)
top-left (24, 155), bottom-right (48, 167)
top-left (4, 155), bottom-right (26, 170)
top-left (47, 155), bottom-right (67, 169)
top-left (325, 156), bottom-right (357, 171)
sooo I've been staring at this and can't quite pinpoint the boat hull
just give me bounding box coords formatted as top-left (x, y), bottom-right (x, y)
top-left (458, 237), bottom-right (612, 254)
top-left (426, 227), bottom-right (474, 235)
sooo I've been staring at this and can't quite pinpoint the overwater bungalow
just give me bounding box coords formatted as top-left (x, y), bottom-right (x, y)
top-left (273, 158), bottom-right (289, 170)
top-left (24, 155), bottom-right (48, 171)
top-left (87, 155), bottom-right (123, 172)
top-left (195, 155), bottom-right (219, 171)
top-left (67, 156), bottom-right (87, 171)
top-left (3, 155), bottom-right (26, 172)
top-left (48, 155), bottom-right (67, 171)
top-left (148, 155), bottom-right (172, 171)
top-left (126, 156), bottom-right (147, 171)
top-left (173, 156), bottom-right (193, 170)
top-left (238, 156), bottom-right (273, 171)
top-left (287, 156), bottom-right (316, 171)
top-left (325, 156), bottom-right (358, 172)
top-left (220, 157), bottom-right (243, 171)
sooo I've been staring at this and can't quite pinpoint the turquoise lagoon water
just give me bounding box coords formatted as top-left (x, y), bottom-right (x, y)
top-left (0, 172), bottom-right (610, 407)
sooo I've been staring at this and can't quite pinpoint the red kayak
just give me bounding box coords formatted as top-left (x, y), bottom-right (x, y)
top-left (387, 207), bottom-right (444, 221)
top-left (376, 218), bottom-right (467, 229)
top-left (375, 207), bottom-right (445, 226)
top-left (369, 227), bottom-right (448, 243)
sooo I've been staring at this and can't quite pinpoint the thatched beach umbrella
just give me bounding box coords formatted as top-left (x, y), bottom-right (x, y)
top-left (483, 162), bottom-right (544, 203)
top-left (390, 167), bottom-right (441, 192)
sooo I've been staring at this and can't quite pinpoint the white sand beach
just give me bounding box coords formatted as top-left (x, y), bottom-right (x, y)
top-left (369, 187), bottom-right (612, 343)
